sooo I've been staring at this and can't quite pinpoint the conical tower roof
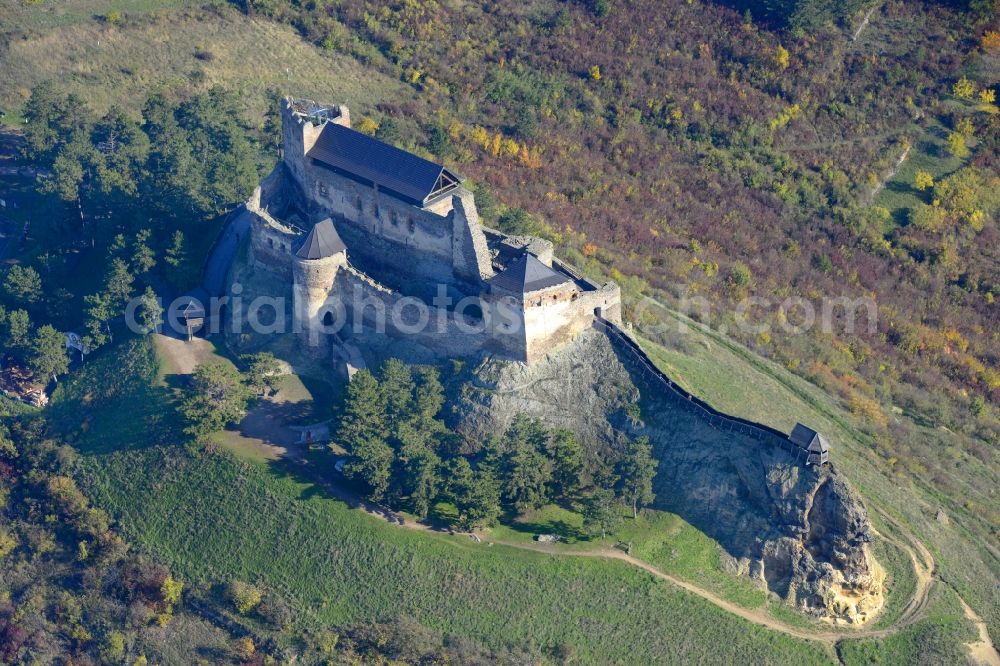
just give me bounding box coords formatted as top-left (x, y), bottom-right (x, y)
top-left (296, 218), bottom-right (346, 260)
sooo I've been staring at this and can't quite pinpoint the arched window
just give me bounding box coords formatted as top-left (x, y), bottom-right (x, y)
top-left (408, 218), bottom-right (416, 234)
top-left (322, 311), bottom-right (335, 326)
top-left (268, 238), bottom-right (274, 249)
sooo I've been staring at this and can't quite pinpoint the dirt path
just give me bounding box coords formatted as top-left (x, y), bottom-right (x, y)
top-left (285, 450), bottom-right (941, 647)
top-left (153, 334), bottom-right (222, 376)
top-left (960, 597), bottom-right (1000, 666)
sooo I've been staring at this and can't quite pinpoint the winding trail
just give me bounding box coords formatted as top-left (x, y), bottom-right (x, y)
top-left (285, 445), bottom-right (941, 647)
top-left (960, 596), bottom-right (1000, 666)
top-left (163, 325), bottom-right (990, 658)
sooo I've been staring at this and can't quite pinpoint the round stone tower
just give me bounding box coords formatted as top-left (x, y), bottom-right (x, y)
top-left (292, 218), bottom-right (348, 353)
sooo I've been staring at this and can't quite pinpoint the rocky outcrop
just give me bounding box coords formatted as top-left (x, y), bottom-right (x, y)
top-left (455, 328), bottom-right (884, 623)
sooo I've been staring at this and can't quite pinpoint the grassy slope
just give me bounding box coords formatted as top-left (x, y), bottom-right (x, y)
top-left (635, 307), bottom-right (999, 650)
top-left (0, 2), bottom-right (411, 121)
top-left (489, 504), bottom-right (770, 610)
top-left (54, 338), bottom-right (830, 664)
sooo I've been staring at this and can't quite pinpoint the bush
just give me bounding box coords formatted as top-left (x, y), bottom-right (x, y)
top-left (228, 580), bottom-right (263, 615)
top-left (102, 10), bottom-right (123, 25)
top-left (728, 262), bottom-right (752, 287)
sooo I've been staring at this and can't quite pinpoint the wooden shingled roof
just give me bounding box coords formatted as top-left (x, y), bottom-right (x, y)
top-left (790, 423), bottom-right (829, 453)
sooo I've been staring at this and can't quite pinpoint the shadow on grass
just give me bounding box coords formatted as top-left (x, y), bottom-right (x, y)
top-left (46, 338), bottom-right (184, 455)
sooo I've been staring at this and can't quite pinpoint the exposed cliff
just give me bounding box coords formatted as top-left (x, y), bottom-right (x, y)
top-left (455, 328), bottom-right (884, 623)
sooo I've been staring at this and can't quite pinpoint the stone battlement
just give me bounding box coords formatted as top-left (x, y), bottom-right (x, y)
top-left (246, 96), bottom-right (621, 365)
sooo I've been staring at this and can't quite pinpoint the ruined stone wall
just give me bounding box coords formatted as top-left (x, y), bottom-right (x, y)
top-left (247, 170), bottom-right (302, 279)
top-left (328, 267), bottom-right (515, 358)
top-left (522, 282), bottom-right (622, 363)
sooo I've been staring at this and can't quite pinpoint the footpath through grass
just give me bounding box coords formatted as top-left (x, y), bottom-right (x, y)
top-left (635, 310), bottom-right (999, 655)
top-left (54, 338), bottom-right (831, 664)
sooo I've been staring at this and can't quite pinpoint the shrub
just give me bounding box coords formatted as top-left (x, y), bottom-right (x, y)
top-left (228, 580), bottom-right (263, 615)
top-left (952, 76), bottom-right (976, 100)
top-left (914, 170), bottom-right (934, 191)
top-left (728, 262), bottom-right (752, 287)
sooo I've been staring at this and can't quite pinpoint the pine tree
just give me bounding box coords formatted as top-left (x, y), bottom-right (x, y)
top-left (459, 470), bottom-right (502, 530)
top-left (3, 309), bottom-right (32, 352)
top-left (345, 437), bottom-right (395, 502)
top-left (549, 429), bottom-right (584, 502)
top-left (582, 488), bottom-right (622, 540)
top-left (131, 229), bottom-right (157, 276)
top-left (136, 287), bottom-right (163, 335)
top-left (241, 352), bottom-right (285, 396)
top-left (28, 325), bottom-right (70, 381)
top-left (181, 363), bottom-right (252, 438)
top-left (104, 258), bottom-right (135, 306)
top-left (379, 358), bottom-right (414, 424)
top-left (337, 369), bottom-right (387, 452)
top-left (411, 367), bottom-right (445, 427)
top-left (617, 436), bottom-right (657, 519)
top-left (396, 426), bottom-right (442, 520)
top-left (501, 441), bottom-right (551, 513)
top-left (2, 266), bottom-right (43, 305)
top-left (164, 231), bottom-right (186, 268)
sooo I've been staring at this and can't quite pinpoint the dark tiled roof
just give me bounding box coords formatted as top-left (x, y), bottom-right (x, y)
top-left (307, 123), bottom-right (460, 206)
top-left (296, 218), bottom-right (346, 260)
top-left (791, 423), bottom-right (829, 453)
top-left (490, 253), bottom-right (571, 294)
top-left (177, 288), bottom-right (208, 319)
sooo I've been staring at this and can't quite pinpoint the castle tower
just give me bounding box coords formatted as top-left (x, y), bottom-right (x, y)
top-left (292, 218), bottom-right (348, 353)
top-left (281, 98), bottom-right (351, 185)
top-left (485, 253), bottom-right (579, 363)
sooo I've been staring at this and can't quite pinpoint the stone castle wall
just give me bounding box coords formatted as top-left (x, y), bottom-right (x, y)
top-left (280, 99), bottom-right (492, 289)
top-left (328, 267), bottom-right (524, 359)
top-left (522, 282), bottom-right (622, 364)
top-left (247, 168), bottom-right (300, 279)
top-left (242, 97), bottom-right (624, 365)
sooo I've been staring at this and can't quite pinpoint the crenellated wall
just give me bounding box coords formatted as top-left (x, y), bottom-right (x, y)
top-left (511, 282), bottom-right (622, 364)
top-left (244, 97), bottom-right (624, 366)
top-left (247, 168), bottom-right (301, 279)
top-left (328, 267), bottom-right (516, 359)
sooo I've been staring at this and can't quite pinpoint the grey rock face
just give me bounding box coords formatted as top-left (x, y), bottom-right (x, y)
top-left (455, 329), bottom-right (884, 622)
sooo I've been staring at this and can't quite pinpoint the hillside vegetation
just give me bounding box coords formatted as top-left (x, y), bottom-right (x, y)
top-left (217, 0), bottom-right (1000, 575)
top-left (1, 0), bottom-right (999, 663)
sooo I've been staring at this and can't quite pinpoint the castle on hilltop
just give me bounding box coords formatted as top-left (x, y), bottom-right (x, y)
top-left (245, 97), bottom-right (621, 365)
